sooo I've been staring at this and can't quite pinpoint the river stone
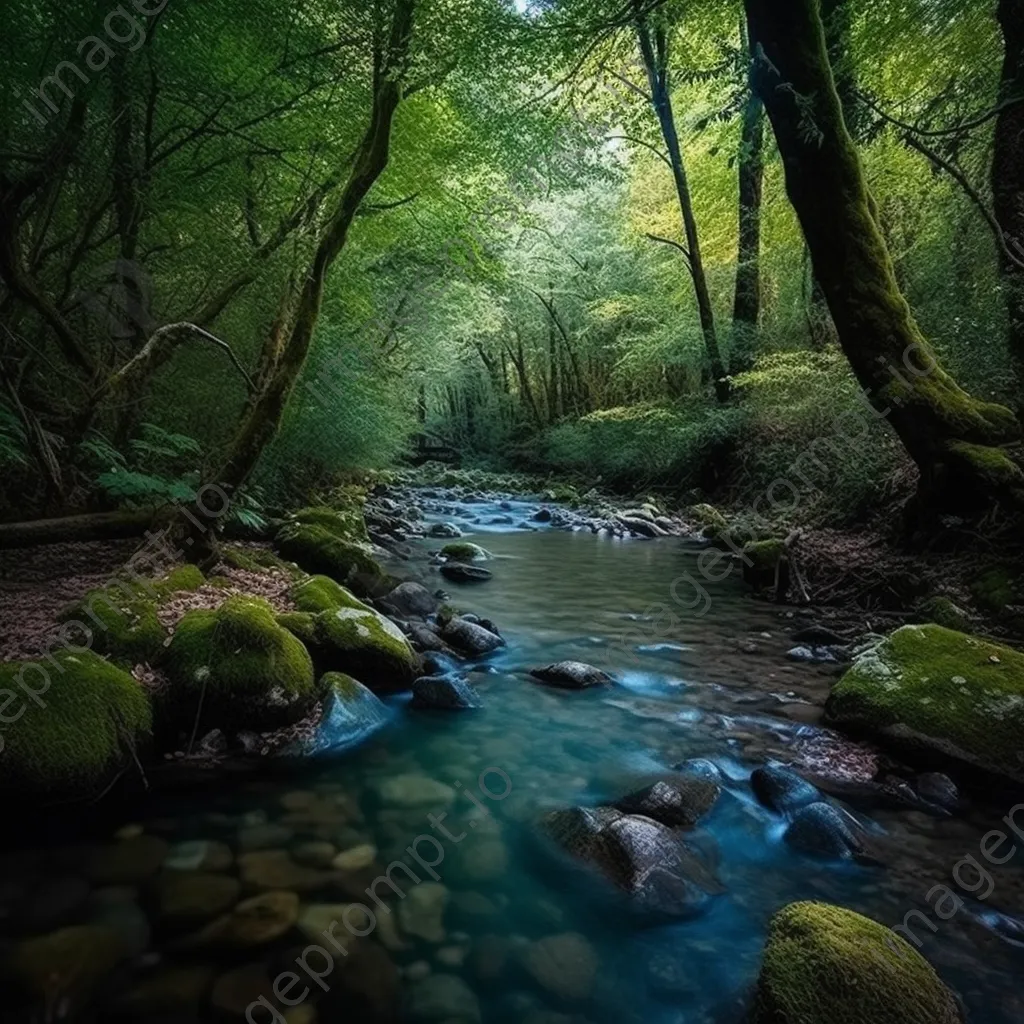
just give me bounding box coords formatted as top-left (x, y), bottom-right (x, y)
top-left (332, 843), bottom-right (377, 871)
top-left (406, 622), bottom-right (451, 653)
top-left (916, 772), bottom-right (959, 812)
top-left (158, 872), bottom-right (241, 925)
top-left (386, 582), bottom-right (438, 617)
top-left (237, 823), bottom-right (294, 851)
top-left (87, 890), bottom-right (151, 958)
top-left (520, 932), bottom-right (598, 1002)
top-left (21, 875), bottom-right (90, 932)
top-left (182, 890), bottom-right (299, 948)
top-left (460, 838), bottom-right (509, 881)
top-left (751, 765), bottom-right (820, 815)
top-left (784, 802), bottom-right (866, 861)
top-left (614, 778), bottom-right (721, 828)
top-left (375, 774), bottom-right (455, 808)
top-left (468, 933), bottom-right (511, 981)
top-left (530, 662), bottom-right (612, 689)
top-left (112, 965), bottom-right (216, 1015)
top-left (335, 940), bottom-right (401, 1020)
top-left (10, 925), bottom-right (124, 1011)
top-left (164, 839), bottom-right (234, 873)
top-left (87, 835), bottom-right (168, 884)
top-left (411, 675), bottom-right (483, 710)
top-left (440, 563), bottom-right (493, 583)
top-left (237, 850), bottom-right (332, 892)
top-left (407, 973), bottom-right (481, 1022)
top-left (211, 964), bottom-right (279, 1018)
top-left (292, 840), bottom-right (337, 867)
top-left (542, 807), bottom-right (725, 918)
top-left (398, 882), bottom-right (448, 943)
top-left (440, 617), bottom-right (505, 656)
top-left (297, 903), bottom-right (362, 952)
top-left (427, 522), bottom-right (463, 538)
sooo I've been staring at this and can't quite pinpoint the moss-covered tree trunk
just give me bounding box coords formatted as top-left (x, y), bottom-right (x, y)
top-left (211, 0), bottom-right (416, 500)
top-left (744, 0), bottom-right (1024, 516)
top-left (993, 0), bottom-right (1024, 410)
top-left (730, 28), bottom-right (765, 376)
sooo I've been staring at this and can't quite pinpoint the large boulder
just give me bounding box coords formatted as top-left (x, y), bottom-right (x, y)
top-left (439, 617), bottom-right (505, 656)
top-left (275, 508), bottom-right (392, 598)
top-left (783, 803), bottom-right (870, 862)
top-left (440, 542), bottom-right (489, 562)
top-left (0, 650), bottom-right (152, 801)
top-left (440, 563), bottom-right (493, 584)
top-left (164, 596), bottom-right (319, 734)
top-left (541, 806), bottom-right (724, 918)
top-left (750, 902), bottom-right (963, 1024)
top-left (411, 675), bottom-right (483, 711)
top-left (825, 624), bottom-right (1024, 783)
top-left (384, 582), bottom-right (438, 618)
top-left (289, 575), bottom-right (372, 615)
top-left (751, 764), bottom-right (820, 816)
top-left (613, 777), bottom-right (721, 828)
top-left (280, 606), bottom-right (418, 692)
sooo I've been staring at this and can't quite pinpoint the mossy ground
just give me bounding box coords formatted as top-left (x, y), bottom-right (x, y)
top-left (164, 596), bottom-right (318, 733)
top-left (752, 902), bottom-right (961, 1024)
top-left (57, 565), bottom-right (206, 667)
top-left (0, 650), bottom-right (152, 799)
top-left (825, 624), bottom-right (1024, 781)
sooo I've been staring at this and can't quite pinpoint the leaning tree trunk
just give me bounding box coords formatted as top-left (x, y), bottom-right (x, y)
top-left (744, 0), bottom-right (1024, 515)
top-left (210, 0), bottom-right (415, 503)
top-left (993, 0), bottom-right (1024, 412)
top-left (730, 31), bottom-right (765, 376)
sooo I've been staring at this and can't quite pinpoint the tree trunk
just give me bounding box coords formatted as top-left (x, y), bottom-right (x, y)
top-left (211, 0), bottom-right (415, 498)
top-left (745, 0), bottom-right (1023, 514)
top-left (730, 31), bottom-right (765, 376)
top-left (993, 0), bottom-right (1024, 411)
top-left (634, 9), bottom-right (729, 401)
top-left (0, 509), bottom-right (157, 549)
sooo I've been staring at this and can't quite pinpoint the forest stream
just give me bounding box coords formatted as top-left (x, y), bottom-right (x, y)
top-left (3, 489), bottom-right (1023, 1024)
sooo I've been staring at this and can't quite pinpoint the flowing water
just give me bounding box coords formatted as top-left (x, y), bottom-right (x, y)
top-left (4, 495), bottom-right (1024, 1023)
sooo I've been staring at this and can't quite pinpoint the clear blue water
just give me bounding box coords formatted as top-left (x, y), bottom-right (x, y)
top-left (5, 503), bottom-right (1024, 1023)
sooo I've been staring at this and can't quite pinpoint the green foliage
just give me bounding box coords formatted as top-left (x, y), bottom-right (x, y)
top-left (0, 402), bottom-right (28, 469)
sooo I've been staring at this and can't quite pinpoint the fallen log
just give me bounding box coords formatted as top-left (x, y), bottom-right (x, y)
top-left (0, 508), bottom-right (158, 549)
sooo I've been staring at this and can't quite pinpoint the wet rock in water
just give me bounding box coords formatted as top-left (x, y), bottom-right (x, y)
top-left (406, 973), bottom-right (480, 1022)
top-left (440, 563), bottom-right (493, 584)
top-left (427, 522), bottom-right (463, 538)
top-left (421, 650), bottom-right (463, 676)
top-left (406, 622), bottom-right (451, 653)
top-left (411, 674), bottom-right (483, 710)
top-left (520, 932), bottom-right (598, 1002)
top-left (237, 849), bottom-right (333, 892)
top-left (297, 903), bottom-right (362, 952)
top-left (283, 673), bottom-right (390, 757)
top-left (292, 840), bottom-right (337, 868)
top-left (9, 925), bottom-right (125, 1014)
top-left (20, 875), bottom-right (90, 933)
top-left (440, 541), bottom-right (490, 562)
top-left (398, 882), bottom-right (448, 943)
top-left (541, 807), bottom-right (724, 918)
top-left (533, 508), bottom-right (553, 522)
top-left (112, 965), bottom-right (215, 1016)
top-left (468, 933), bottom-right (511, 981)
top-left (646, 951), bottom-right (697, 998)
top-left (750, 765), bottom-right (820, 815)
top-left (237, 822), bottom-right (294, 851)
top-left (673, 757), bottom-right (726, 783)
top-left (530, 661), bottom-right (613, 690)
top-left (180, 891), bottom-right (299, 949)
top-left (87, 889), bottom-right (151, 958)
top-left (915, 772), bottom-right (959, 813)
top-left (333, 941), bottom-right (402, 1021)
top-left (786, 645), bottom-right (841, 664)
top-left (332, 843), bottom-right (377, 871)
top-left (783, 802), bottom-right (867, 861)
top-left (459, 838), bottom-right (509, 882)
top-left (385, 582), bottom-right (438, 618)
top-left (440, 616), bottom-right (505, 656)
top-left (824, 624), bottom-right (1024, 784)
top-left (164, 839), bottom-right (233, 873)
top-left (750, 902), bottom-right (964, 1024)
top-left (375, 773), bottom-right (455, 808)
top-left (157, 871), bottom-right (241, 926)
top-left (88, 835), bottom-right (169, 885)
top-left (614, 778), bottom-right (721, 828)
top-left (210, 963), bottom-right (279, 1018)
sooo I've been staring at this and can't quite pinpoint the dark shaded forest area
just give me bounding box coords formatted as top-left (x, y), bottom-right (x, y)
top-left (1, 2), bottom-right (1024, 1023)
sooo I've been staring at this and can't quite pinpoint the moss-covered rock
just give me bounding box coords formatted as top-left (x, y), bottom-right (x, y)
top-left (57, 565), bottom-right (205, 668)
top-left (0, 651), bottom-right (152, 800)
top-left (290, 575), bottom-right (372, 615)
top-left (285, 505), bottom-right (369, 543)
top-left (164, 596), bottom-right (319, 734)
top-left (825, 624), bottom-right (1024, 782)
top-left (440, 542), bottom-right (489, 563)
top-left (751, 902), bottom-right (962, 1024)
top-left (279, 606), bottom-right (418, 692)
top-left (690, 503), bottom-right (728, 539)
top-left (742, 539), bottom-right (786, 589)
top-left (275, 515), bottom-right (391, 598)
top-left (916, 596), bottom-right (971, 632)
top-left (970, 567), bottom-right (1018, 614)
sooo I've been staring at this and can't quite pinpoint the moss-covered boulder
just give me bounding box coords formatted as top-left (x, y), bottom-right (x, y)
top-left (164, 596), bottom-right (319, 734)
top-left (751, 902), bottom-right (962, 1024)
top-left (690, 503), bottom-right (729, 539)
top-left (289, 575), bottom-right (372, 615)
top-left (0, 650), bottom-right (152, 800)
top-left (916, 596), bottom-right (971, 632)
top-left (57, 565), bottom-right (205, 667)
top-left (275, 508), bottom-right (391, 598)
top-left (970, 566), bottom-right (1018, 614)
top-left (742, 539), bottom-right (786, 589)
top-left (825, 624), bottom-right (1024, 782)
top-left (440, 542), bottom-right (489, 563)
top-left (278, 606), bottom-right (418, 692)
